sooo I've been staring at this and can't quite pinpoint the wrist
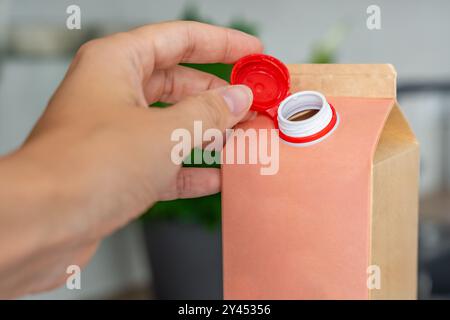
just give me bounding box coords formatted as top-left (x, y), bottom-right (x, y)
top-left (0, 148), bottom-right (89, 267)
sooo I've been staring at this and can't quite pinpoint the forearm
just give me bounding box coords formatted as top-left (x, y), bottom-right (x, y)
top-left (0, 154), bottom-right (57, 259)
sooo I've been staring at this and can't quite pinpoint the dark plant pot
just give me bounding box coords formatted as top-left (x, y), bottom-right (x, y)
top-left (143, 220), bottom-right (223, 299)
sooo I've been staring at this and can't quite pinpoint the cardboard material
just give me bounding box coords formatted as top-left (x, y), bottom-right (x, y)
top-left (222, 64), bottom-right (419, 299)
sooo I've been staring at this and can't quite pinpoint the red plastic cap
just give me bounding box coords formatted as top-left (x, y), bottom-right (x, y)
top-left (231, 54), bottom-right (290, 113)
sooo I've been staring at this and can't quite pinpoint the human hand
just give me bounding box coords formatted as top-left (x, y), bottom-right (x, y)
top-left (0, 21), bottom-right (262, 296)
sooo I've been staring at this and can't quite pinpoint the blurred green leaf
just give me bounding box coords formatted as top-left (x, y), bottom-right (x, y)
top-left (309, 22), bottom-right (348, 63)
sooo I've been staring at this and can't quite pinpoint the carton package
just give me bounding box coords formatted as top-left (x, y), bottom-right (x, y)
top-left (222, 62), bottom-right (420, 299)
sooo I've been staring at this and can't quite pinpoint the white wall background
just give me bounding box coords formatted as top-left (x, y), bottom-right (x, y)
top-left (0, 0), bottom-right (449, 299)
top-left (3, 0), bottom-right (450, 80)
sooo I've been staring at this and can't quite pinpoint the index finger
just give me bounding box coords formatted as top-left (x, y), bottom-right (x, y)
top-left (130, 20), bottom-right (264, 70)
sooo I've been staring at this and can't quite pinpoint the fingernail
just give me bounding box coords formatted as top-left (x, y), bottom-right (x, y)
top-left (221, 85), bottom-right (253, 115)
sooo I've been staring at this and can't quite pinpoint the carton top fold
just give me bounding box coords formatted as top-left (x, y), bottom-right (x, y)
top-left (288, 64), bottom-right (397, 99)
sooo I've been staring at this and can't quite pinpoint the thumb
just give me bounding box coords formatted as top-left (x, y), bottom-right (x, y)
top-left (164, 85), bottom-right (253, 146)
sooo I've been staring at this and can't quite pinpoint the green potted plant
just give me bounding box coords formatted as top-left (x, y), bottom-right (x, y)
top-left (141, 5), bottom-right (258, 299)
